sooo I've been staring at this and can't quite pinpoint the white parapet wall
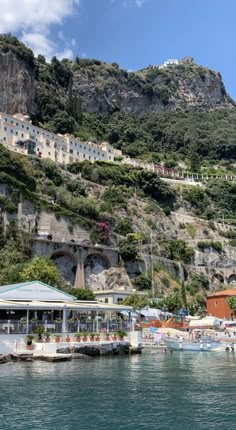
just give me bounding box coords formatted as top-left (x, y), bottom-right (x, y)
top-left (128, 331), bottom-right (142, 347)
top-left (0, 334), bottom-right (25, 354)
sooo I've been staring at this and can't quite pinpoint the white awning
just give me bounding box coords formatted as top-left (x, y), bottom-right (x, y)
top-left (0, 299), bottom-right (132, 312)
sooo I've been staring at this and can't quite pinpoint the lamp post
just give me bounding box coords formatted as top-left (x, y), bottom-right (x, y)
top-left (150, 232), bottom-right (154, 300)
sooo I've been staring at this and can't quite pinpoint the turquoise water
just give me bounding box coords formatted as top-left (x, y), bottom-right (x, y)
top-left (1, 351), bottom-right (236, 430)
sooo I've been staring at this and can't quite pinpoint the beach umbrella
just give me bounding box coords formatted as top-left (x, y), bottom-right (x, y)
top-left (147, 327), bottom-right (158, 333)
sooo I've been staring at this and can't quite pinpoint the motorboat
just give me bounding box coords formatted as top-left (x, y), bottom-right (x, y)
top-left (164, 336), bottom-right (226, 352)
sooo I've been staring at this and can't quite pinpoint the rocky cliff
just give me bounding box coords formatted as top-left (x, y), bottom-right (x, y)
top-left (0, 39), bottom-right (36, 115)
top-left (0, 35), bottom-right (234, 118)
top-left (71, 58), bottom-right (234, 113)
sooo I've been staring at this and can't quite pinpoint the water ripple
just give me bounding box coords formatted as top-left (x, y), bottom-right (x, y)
top-left (0, 352), bottom-right (235, 429)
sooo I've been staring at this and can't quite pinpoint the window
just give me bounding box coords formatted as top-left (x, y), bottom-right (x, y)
top-left (21, 134), bottom-right (24, 138)
top-left (16, 123), bottom-right (19, 126)
top-left (4, 127), bottom-right (6, 131)
top-left (48, 152), bottom-right (51, 155)
top-left (37, 131), bottom-right (39, 134)
top-left (10, 129), bottom-right (13, 133)
top-left (89, 156), bottom-right (91, 160)
top-left (105, 298), bottom-right (108, 304)
top-left (15, 131), bottom-right (18, 136)
top-left (22, 125), bottom-right (24, 128)
top-left (27, 127), bottom-right (29, 130)
top-left (3, 137), bottom-right (6, 141)
top-left (11, 120), bottom-right (13, 124)
top-left (83, 154), bottom-right (86, 158)
top-left (70, 149), bottom-right (73, 154)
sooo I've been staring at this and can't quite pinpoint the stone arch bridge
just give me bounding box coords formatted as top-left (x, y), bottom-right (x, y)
top-left (33, 238), bottom-right (119, 288)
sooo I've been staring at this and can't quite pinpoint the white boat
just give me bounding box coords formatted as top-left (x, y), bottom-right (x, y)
top-left (164, 337), bottom-right (226, 352)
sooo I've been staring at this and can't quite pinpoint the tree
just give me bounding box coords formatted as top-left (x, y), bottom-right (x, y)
top-left (61, 287), bottom-right (95, 301)
top-left (227, 296), bottom-right (236, 315)
top-left (121, 294), bottom-right (149, 309)
top-left (134, 272), bottom-right (152, 291)
top-left (19, 256), bottom-right (61, 286)
top-left (52, 111), bottom-right (77, 134)
top-left (119, 234), bottom-right (141, 261)
top-left (157, 292), bottom-right (184, 313)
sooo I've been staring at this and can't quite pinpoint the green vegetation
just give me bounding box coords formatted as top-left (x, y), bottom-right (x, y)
top-left (67, 161), bottom-right (174, 205)
top-left (182, 181), bottom-right (236, 220)
top-left (121, 294), bottom-right (149, 309)
top-left (157, 292), bottom-right (184, 313)
top-left (226, 296), bottom-right (236, 314)
top-left (61, 287), bottom-right (95, 301)
top-left (75, 108), bottom-right (236, 162)
top-left (0, 34), bottom-right (35, 68)
top-left (133, 272), bottom-right (152, 291)
top-left (19, 256), bottom-right (61, 286)
top-left (197, 241), bottom-right (223, 253)
top-left (160, 239), bottom-right (194, 263)
top-left (186, 223), bottom-right (197, 238)
top-left (119, 234), bottom-right (141, 261)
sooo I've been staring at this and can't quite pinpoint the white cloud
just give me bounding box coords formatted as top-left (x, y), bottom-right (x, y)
top-left (56, 48), bottom-right (74, 60)
top-left (0, 0), bottom-right (80, 61)
top-left (21, 32), bottom-right (55, 58)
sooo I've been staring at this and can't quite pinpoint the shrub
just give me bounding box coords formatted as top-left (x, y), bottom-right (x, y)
top-left (160, 240), bottom-right (194, 263)
top-left (133, 272), bottom-right (152, 290)
top-left (119, 234), bottom-right (141, 261)
top-left (197, 241), bottom-right (223, 253)
top-left (115, 218), bottom-right (134, 236)
top-left (186, 223), bottom-right (197, 238)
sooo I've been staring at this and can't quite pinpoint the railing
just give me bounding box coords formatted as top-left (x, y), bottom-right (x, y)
top-left (0, 319), bottom-right (131, 335)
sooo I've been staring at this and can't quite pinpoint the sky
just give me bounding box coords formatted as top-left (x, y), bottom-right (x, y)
top-left (0, 0), bottom-right (236, 98)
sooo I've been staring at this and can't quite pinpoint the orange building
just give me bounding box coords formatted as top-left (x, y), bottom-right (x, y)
top-left (206, 289), bottom-right (236, 319)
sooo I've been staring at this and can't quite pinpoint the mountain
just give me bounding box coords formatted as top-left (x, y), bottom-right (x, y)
top-left (0, 35), bottom-right (234, 117)
top-left (1, 35), bottom-right (236, 163)
top-left (1, 142), bottom-right (236, 312)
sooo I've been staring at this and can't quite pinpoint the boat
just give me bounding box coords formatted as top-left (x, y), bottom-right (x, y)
top-left (164, 337), bottom-right (226, 352)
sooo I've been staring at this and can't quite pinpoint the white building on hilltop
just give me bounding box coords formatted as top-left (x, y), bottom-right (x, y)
top-left (0, 112), bottom-right (121, 164)
top-left (158, 59), bottom-right (179, 69)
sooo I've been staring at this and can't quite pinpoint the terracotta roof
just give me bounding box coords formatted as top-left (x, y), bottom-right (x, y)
top-left (207, 289), bottom-right (236, 298)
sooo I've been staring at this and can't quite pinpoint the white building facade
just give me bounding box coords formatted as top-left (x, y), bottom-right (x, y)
top-left (0, 112), bottom-right (121, 164)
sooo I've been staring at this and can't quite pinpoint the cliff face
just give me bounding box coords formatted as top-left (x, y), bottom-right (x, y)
top-left (0, 49), bottom-right (36, 115)
top-left (0, 36), bottom-right (234, 117)
top-left (71, 60), bottom-right (234, 113)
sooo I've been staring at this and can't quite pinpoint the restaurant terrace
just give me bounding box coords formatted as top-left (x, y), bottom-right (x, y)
top-left (0, 281), bottom-right (133, 335)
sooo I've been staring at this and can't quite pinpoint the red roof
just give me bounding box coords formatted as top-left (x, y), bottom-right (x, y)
top-left (207, 289), bottom-right (236, 298)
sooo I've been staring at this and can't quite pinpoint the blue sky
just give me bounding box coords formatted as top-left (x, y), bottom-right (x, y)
top-left (0, 0), bottom-right (236, 99)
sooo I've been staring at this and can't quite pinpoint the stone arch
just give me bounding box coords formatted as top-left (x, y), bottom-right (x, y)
top-left (51, 250), bottom-right (78, 286)
top-left (84, 253), bottom-right (110, 289)
top-left (228, 274), bottom-right (236, 285)
top-left (212, 273), bottom-right (224, 284)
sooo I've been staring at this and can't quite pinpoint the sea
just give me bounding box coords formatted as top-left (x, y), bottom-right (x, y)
top-left (0, 350), bottom-right (236, 430)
